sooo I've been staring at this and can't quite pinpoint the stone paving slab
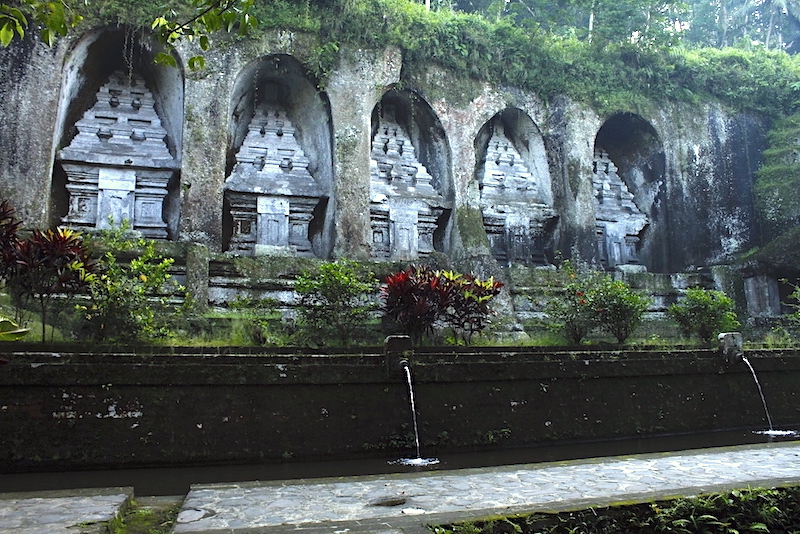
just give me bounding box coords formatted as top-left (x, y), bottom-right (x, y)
top-left (173, 442), bottom-right (800, 534)
top-left (0, 487), bottom-right (133, 534)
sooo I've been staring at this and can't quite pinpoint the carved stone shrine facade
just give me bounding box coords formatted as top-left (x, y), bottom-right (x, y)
top-left (57, 72), bottom-right (177, 239)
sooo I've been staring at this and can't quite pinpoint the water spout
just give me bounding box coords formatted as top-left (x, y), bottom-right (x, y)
top-left (741, 355), bottom-right (773, 431)
top-left (394, 360), bottom-right (439, 467)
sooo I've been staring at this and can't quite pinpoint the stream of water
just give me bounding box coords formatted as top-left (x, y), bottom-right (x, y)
top-left (393, 361), bottom-right (439, 467)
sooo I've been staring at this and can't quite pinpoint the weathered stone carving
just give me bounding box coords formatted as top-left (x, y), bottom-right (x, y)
top-left (744, 275), bottom-right (782, 317)
top-left (593, 149), bottom-right (648, 268)
top-left (480, 123), bottom-right (557, 265)
top-left (58, 71), bottom-right (177, 238)
top-left (370, 105), bottom-right (446, 261)
top-left (224, 104), bottom-right (323, 256)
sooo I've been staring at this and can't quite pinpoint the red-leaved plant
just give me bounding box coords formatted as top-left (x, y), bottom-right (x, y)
top-left (381, 265), bottom-right (503, 345)
top-left (12, 227), bottom-right (95, 341)
top-left (0, 199), bottom-right (21, 285)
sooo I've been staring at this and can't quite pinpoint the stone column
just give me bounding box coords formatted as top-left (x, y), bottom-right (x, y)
top-left (327, 46), bottom-right (402, 259)
top-left (0, 36), bottom-right (66, 227)
top-left (179, 66), bottom-right (233, 250)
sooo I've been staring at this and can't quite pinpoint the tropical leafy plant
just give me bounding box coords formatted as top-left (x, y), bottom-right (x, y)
top-left (381, 265), bottom-right (503, 345)
top-left (440, 270), bottom-right (504, 344)
top-left (668, 287), bottom-right (740, 345)
top-left (0, 199), bottom-right (21, 286)
top-left (11, 227), bottom-right (95, 341)
top-left (0, 316), bottom-right (28, 341)
top-left (294, 259), bottom-right (378, 346)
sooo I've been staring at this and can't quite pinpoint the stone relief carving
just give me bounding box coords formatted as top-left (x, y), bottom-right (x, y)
top-left (58, 71), bottom-right (178, 238)
top-left (224, 104), bottom-right (323, 256)
top-left (480, 122), bottom-right (557, 265)
top-left (369, 105), bottom-right (447, 261)
top-left (593, 149), bottom-right (648, 268)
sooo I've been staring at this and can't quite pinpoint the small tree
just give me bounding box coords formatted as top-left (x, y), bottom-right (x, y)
top-left (668, 288), bottom-right (740, 345)
top-left (295, 260), bottom-right (378, 346)
top-left (544, 262), bottom-right (603, 344)
top-left (593, 277), bottom-right (651, 344)
top-left (545, 262), bottom-right (649, 344)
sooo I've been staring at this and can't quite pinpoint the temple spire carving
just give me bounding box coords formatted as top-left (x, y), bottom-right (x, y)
top-left (58, 71), bottom-right (178, 238)
top-left (480, 122), bottom-right (557, 265)
top-left (592, 148), bottom-right (648, 268)
top-left (224, 103), bottom-right (323, 256)
top-left (369, 104), bottom-right (447, 261)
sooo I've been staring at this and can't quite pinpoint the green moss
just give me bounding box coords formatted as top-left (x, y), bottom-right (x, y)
top-left (742, 226), bottom-right (800, 273)
top-left (68, 1), bottom-right (800, 118)
top-left (455, 206), bottom-right (490, 250)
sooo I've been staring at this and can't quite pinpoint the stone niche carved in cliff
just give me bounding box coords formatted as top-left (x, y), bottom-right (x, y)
top-left (593, 148), bottom-right (648, 268)
top-left (57, 71), bottom-right (178, 239)
top-left (224, 56), bottom-right (332, 257)
top-left (477, 110), bottom-right (557, 265)
top-left (369, 98), bottom-right (451, 261)
top-left (225, 103), bottom-right (322, 256)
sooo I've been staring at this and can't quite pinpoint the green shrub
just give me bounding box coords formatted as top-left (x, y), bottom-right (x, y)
top-left (78, 221), bottom-right (188, 342)
top-left (544, 262), bottom-right (649, 345)
top-left (667, 287), bottom-right (740, 345)
top-left (593, 277), bottom-right (651, 344)
top-left (295, 259), bottom-right (378, 346)
top-left (228, 295), bottom-right (283, 346)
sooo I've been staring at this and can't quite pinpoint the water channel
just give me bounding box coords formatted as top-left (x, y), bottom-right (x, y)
top-left (1, 427), bottom-right (797, 496)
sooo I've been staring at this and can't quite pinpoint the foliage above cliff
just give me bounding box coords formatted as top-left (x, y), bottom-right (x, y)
top-left (3, 0), bottom-right (800, 116)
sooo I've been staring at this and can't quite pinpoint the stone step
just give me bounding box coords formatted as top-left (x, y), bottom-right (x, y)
top-left (0, 487), bottom-right (133, 534)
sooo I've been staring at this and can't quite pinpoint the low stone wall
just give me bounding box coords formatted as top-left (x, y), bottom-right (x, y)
top-left (0, 345), bottom-right (797, 472)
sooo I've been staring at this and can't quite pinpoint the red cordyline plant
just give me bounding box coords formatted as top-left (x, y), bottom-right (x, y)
top-left (0, 199), bottom-right (21, 285)
top-left (381, 265), bottom-right (503, 345)
top-left (12, 227), bottom-right (95, 341)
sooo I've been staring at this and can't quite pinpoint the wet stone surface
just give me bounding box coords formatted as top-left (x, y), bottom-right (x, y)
top-left (3, 443), bottom-right (800, 533)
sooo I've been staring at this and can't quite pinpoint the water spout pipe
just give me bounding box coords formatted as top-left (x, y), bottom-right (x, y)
top-left (384, 335), bottom-right (413, 377)
top-left (718, 332), bottom-right (744, 365)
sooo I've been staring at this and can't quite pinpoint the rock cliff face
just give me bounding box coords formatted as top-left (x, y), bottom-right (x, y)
top-left (0, 28), bottom-right (766, 279)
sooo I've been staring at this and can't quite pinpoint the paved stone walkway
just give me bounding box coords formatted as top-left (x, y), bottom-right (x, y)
top-left (3, 442), bottom-right (800, 533)
top-left (173, 441), bottom-right (800, 533)
top-left (0, 487), bottom-right (132, 534)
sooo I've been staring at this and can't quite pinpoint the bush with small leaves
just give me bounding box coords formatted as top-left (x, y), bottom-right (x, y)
top-left (295, 260), bottom-right (378, 346)
top-left (668, 287), bottom-right (740, 345)
top-left (593, 277), bottom-right (651, 344)
top-left (78, 221), bottom-right (187, 342)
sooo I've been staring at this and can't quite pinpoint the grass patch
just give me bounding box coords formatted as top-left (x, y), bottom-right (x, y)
top-left (111, 499), bottom-right (180, 534)
top-left (432, 485), bottom-right (800, 533)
